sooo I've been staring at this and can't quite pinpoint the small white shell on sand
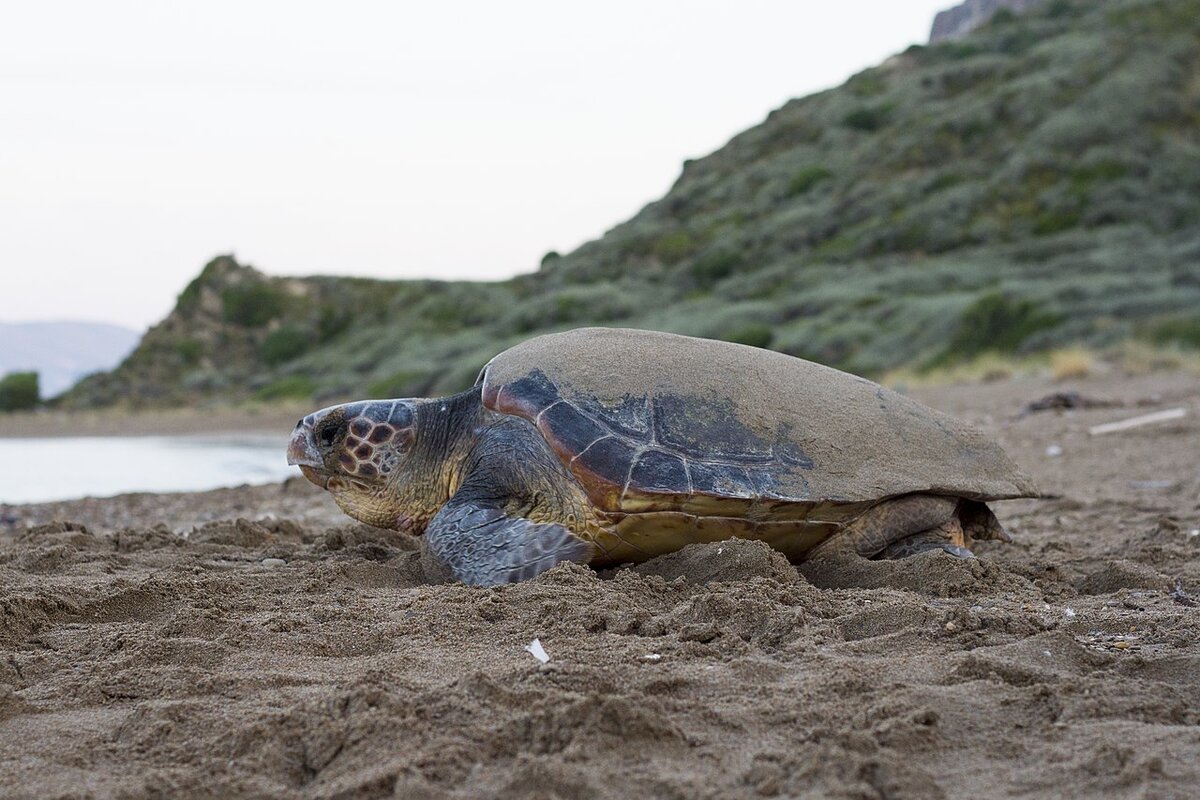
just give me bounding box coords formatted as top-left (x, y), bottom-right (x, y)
top-left (1045, 444), bottom-right (1063, 457)
top-left (524, 638), bottom-right (550, 664)
top-left (643, 653), bottom-right (662, 661)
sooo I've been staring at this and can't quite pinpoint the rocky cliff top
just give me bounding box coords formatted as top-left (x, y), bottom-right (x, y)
top-left (931, 0), bottom-right (1048, 42)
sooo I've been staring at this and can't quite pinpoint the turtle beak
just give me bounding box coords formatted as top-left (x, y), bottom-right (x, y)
top-left (287, 421), bottom-right (323, 469)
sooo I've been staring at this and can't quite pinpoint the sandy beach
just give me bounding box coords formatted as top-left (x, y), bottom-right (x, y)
top-left (2, 371), bottom-right (1198, 799)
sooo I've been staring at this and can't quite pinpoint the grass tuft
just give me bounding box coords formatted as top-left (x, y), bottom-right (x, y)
top-left (1050, 348), bottom-right (1094, 380)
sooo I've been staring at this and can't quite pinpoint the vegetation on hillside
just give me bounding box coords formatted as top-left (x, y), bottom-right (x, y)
top-left (64, 0), bottom-right (1200, 409)
top-left (0, 372), bottom-right (39, 412)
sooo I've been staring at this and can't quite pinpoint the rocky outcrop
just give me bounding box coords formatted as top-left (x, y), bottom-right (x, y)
top-left (930, 0), bottom-right (1047, 42)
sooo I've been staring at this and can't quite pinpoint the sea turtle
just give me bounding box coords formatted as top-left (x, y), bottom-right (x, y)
top-left (287, 327), bottom-right (1036, 586)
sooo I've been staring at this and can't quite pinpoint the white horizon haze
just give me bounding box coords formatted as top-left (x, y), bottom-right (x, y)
top-left (3, 1), bottom-right (951, 331)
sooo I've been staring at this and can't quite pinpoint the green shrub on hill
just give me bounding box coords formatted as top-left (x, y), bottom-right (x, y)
top-left (506, 284), bottom-right (637, 333)
top-left (938, 292), bottom-right (1063, 364)
top-left (0, 371), bottom-right (39, 411)
top-left (175, 339), bottom-right (204, 365)
top-left (367, 369), bottom-right (432, 398)
top-left (847, 69), bottom-right (888, 98)
top-left (254, 375), bottom-right (315, 401)
top-left (785, 166), bottom-right (833, 197)
top-left (410, 283), bottom-right (499, 332)
top-left (690, 248), bottom-right (744, 288)
top-left (653, 230), bottom-right (697, 264)
top-left (720, 324), bottom-right (775, 349)
top-left (1143, 315), bottom-right (1200, 349)
top-left (841, 105), bottom-right (891, 132)
top-left (222, 283), bottom-right (286, 327)
top-left (259, 325), bottom-right (314, 366)
top-left (176, 277), bottom-right (204, 315)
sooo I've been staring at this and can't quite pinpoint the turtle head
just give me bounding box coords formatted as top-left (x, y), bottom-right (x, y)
top-left (287, 399), bottom-right (419, 528)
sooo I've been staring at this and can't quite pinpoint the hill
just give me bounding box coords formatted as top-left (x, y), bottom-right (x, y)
top-left (931, 0), bottom-right (1049, 42)
top-left (0, 321), bottom-right (140, 398)
top-left (64, 0), bottom-right (1200, 409)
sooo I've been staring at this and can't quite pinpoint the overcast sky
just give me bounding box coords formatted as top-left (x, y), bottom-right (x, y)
top-left (2, 1), bottom-right (950, 330)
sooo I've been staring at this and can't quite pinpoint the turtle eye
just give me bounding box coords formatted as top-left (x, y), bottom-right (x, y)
top-left (316, 422), bottom-right (343, 449)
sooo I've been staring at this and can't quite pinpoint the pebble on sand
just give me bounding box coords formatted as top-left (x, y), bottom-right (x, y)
top-left (261, 558), bottom-right (286, 568)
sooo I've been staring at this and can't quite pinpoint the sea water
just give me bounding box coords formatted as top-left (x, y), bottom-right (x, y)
top-left (0, 434), bottom-right (293, 504)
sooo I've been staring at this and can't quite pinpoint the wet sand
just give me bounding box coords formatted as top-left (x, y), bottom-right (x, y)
top-left (2, 372), bottom-right (1198, 799)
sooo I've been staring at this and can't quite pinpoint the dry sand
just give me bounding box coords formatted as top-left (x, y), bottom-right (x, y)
top-left (1, 372), bottom-right (1198, 799)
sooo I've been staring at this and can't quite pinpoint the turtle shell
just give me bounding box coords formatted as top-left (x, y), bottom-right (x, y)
top-left (479, 327), bottom-right (1036, 517)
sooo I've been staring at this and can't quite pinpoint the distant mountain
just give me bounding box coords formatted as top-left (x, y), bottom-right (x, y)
top-left (0, 321), bottom-right (141, 397)
top-left (930, 0), bottom-right (1048, 43)
top-left (64, 0), bottom-right (1200, 409)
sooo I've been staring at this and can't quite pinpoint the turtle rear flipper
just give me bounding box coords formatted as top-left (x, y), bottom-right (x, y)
top-left (809, 494), bottom-right (1010, 561)
top-left (426, 499), bottom-right (592, 586)
top-left (809, 494), bottom-right (963, 559)
top-left (958, 499), bottom-right (1013, 543)
top-left (877, 519), bottom-right (974, 559)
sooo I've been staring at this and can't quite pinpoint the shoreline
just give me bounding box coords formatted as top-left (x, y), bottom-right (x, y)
top-left (0, 403), bottom-right (311, 439)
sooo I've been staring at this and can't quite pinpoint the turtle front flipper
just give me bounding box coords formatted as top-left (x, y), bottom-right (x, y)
top-left (423, 416), bottom-right (596, 586)
top-left (426, 498), bottom-right (592, 586)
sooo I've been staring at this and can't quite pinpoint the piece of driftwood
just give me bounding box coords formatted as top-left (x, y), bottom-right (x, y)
top-left (1088, 407), bottom-right (1187, 436)
top-left (1020, 391), bottom-right (1122, 416)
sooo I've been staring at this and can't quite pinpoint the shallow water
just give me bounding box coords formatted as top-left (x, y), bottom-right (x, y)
top-left (0, 434), bottom-right (293, 503)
